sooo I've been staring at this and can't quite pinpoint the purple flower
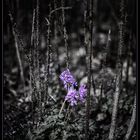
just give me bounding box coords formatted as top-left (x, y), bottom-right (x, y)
top-left (64, 85), bottom-right (87, 106)
top-left (78, 84), bottom-right (87, 102)
top-left (65, 88), bottom-right (79, 106)
top-left (60, 69), bottom-right (76, 88)
top-left (60, 69), bottom-right (87, 106)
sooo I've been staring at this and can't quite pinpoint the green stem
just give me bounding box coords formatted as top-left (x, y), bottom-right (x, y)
top-left (59, 100), bottom-right (66, 116)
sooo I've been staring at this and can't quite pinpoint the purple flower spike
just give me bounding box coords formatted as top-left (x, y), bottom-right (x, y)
top-left (65, 88), bottom-right (79, 106)
top-left (79, 84), bottom-right (87, 102)
top-left (60, 69), bottom-right (76, 88)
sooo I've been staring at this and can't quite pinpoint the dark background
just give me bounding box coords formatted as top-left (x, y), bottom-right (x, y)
top-left (3, 0), bottom-right (137, 139)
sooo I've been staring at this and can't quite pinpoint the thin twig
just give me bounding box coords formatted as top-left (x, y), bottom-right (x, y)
top-left (59, 100), bottom-right (66, 116)
top-left (36, 0), bottom-right (42, 122)
top-left (44, 4), bottom-right (52, 113)
top-left (109, 69), bottom-right (122, 140)
top-left (30, 7), bottom-right (36, 126)
top-left (108, 0), bottom-right (125, 136)
top-left (125, 95), bottom-right (136, 140)
top-left (85, 0), bottom-right (93, 139)
top-left (61, 0), bottom-right (69, 69)
top-left (9, 12), bottom-right (25, 95)
top-left (50, 6), bottom-right (72, 16)
top-left (109, 21), bottom-right (124, 140)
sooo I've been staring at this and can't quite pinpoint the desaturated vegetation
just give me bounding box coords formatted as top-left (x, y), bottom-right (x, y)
top-left (3, 0), bottom-right (136, 139)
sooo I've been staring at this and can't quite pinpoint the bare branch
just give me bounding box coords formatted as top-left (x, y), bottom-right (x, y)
top-left (50, 6), bottom-right (72, 16)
